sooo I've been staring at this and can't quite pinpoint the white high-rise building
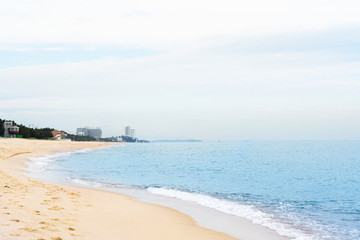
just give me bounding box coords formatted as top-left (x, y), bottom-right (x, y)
top-left (123, 125), bottom-right (136, 138)
top-left (124, 125), bottom-right (132, 137)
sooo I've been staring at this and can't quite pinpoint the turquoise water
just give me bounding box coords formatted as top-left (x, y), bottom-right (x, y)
top-left (29, 141), bottom-right (360, 240)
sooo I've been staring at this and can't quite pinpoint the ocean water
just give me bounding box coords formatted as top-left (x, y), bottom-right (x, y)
top-left (27, 141), bottom-right (360, 240)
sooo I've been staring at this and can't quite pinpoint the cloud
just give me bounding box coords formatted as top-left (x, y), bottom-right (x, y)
top-left (1, 0), bottom-right (360, 46)
top-left (198, 27), bottom-right (360, 57)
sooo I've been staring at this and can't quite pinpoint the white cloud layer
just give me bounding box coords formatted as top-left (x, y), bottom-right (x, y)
top-left (1, 48), bottom-right (359, 139)
top-left (1, 0), bottom-right (360, 46)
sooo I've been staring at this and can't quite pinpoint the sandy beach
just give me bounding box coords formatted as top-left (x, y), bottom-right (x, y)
top-left (0, 138), bottom-right (239, 240)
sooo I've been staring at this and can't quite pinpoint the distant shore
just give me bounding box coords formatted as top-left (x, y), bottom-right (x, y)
top-left (0, 138), bottom-right (239, 240)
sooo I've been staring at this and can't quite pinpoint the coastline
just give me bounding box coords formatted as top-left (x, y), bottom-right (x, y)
top-left (0, 138), bottom-right (240, 240)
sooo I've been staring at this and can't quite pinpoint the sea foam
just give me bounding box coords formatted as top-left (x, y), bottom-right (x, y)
top-left (147, 187), bottom-right (314, 240)
top-left (27, 148), bottom-right (92, 173)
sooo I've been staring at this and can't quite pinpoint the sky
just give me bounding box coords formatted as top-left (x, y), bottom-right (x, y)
top-left (1, 0), bottom-right (360, 140)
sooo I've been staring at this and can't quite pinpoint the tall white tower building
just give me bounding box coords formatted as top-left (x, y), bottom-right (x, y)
top-left (124, 125), bottom-right (132, 137)
top-left (123, 125), bottom-right (136, 139)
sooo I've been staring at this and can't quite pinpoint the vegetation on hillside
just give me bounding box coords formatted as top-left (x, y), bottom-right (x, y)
top-left (0, 119), bottom-right (4, 136)
top-left (0, 118), bottom-right (54, 139)
top-left (121, 136), bottom-right (137, 142)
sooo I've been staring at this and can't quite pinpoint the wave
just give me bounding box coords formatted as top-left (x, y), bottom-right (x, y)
top-left (147, 187), bottom-right (315, 240)
top-left (70, 177), bottom-right (104, 187)
top-left (27, 148), bottom-right (93, 173)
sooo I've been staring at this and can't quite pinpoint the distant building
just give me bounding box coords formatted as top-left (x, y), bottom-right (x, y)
top-left (3, 121), bottom-right (19, 138)
top-left (76, 127), bottom-right (102, 138)
top-left (51, 130), bottom-right (67, 140)
top-left (124, 125), bottom-right (131, 137)
top-left (87, 128), bottom-right (102, 138)
top-left (76, 128), bottom-right (86, 136)
top-left (123, 125), bottom-right (136, 139)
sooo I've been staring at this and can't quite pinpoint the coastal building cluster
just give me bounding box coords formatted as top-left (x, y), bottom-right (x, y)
top-left (123, 125), bottom-right (135, 139)
top-left (74, 125), bottom-right (139, 142)
top-left (76, 127), bottom-right (102, 138)
top-left (1, 119), bottom-right (145, 142)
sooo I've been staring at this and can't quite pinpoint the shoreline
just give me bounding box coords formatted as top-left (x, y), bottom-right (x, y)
top-left (0, 138), bottom-right (241, 240)
top-left (29, 168), bottom-right (290, 240)
top-left (0, 138), bottom-right (290, 240)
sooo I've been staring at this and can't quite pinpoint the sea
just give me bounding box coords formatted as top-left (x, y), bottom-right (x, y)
top-left (26, 141), bottom-right (360, 240)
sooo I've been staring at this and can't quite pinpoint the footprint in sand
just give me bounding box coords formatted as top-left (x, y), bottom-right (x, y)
top-left (48, 206), bottom-right (64, 211)
top-left (51, 237), bottom-right (62, 240)
top-left (19, 227), bottom-right (38, 233)
top-left (41, 199), bottom-right (52, 205)
top-left (9, 233), bottom-right (20, 237)
top-left (39, 221), bottom-right (56, 227)
top-left (41, 226), bottom-right (59, 232)
top-left (68, 192), bottom-right (80, 198)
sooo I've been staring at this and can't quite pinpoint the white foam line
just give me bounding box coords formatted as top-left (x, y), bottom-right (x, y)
top-left (70, 178), bottom-right (104, 188)
top-left (26, 148), bottom-right (94, 173)
top-left (147, 188), bottom-right (314, 240)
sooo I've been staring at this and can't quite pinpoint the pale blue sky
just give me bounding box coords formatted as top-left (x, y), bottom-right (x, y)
top-left (0, 45), bottom-right (159, 69)
top-left (1, 0), bottom-right (360, 140)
